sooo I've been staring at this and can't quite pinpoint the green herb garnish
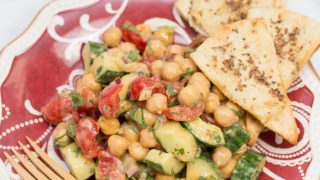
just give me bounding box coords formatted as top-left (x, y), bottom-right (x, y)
top-left (174, 148), bottom-right (185, 155)
top-left (127, 51), bottom-right (140, 62)
top-left (232, 109), bottom-right (245, 119)
top-left (69, 92), bottom-right (84, 109)
top-left (122, 22), bottom-right (139, 33)
top-left (181, 68), bottom-right (195, 77)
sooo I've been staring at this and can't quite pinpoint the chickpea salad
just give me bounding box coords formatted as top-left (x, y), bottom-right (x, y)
top-left (43, 21), bottom-right (266, 180)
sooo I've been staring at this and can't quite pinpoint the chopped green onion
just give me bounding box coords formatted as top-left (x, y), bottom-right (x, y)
top-left (69, 92), bottom-right (84, 109)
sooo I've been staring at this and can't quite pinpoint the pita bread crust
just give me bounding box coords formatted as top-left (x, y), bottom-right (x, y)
top-left (191, 19), bottom-right (298, 144)
top-left (189, 0), bottom-right (286, 35)
top-left (248, 8), bottom-right (320, 89)
top-left (175, 0), bottom-right (208, 35)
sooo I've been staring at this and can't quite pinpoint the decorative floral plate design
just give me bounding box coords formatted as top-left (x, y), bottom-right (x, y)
top-left (0, 0), bottom-right (319, 179)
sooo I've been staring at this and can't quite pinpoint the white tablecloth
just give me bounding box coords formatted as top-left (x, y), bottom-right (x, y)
top-left (0, 0), bottom-right (319, 72)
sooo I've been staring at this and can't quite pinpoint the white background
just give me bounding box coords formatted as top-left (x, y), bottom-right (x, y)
top-left (0, 0), bottom-right (319, 71)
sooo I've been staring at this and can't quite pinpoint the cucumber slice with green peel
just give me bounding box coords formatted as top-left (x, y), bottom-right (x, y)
top-left (60, 143), bottom-right (96, 180)
top-left (223, 123), bottom-right (250, 152)
top-left (82, 41), bottom-right (107, 72)
top-left (182, 118), bottom-right (225, 147)
top-left (92, 52), bottom-right (125, 84)
top-left (186, 157), bottom-right (222, 180)
top-left (127, 105), bottom-right (147, 128)
top-left (144, 149), bottom-right (185, 175)
top-left (231, 150), bottom-right (266, 180)
top-left (154, 121), bottom-right (198, 162)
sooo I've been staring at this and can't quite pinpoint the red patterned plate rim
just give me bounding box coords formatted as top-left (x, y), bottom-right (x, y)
top-left (0, 0), bottom-right (319, 179)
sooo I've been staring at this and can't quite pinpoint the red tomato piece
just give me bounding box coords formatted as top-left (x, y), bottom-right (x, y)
top-left (97, 150), bottom-right (126, 180)
top-left (75, 117), bottom-right (99, 158)
top-left (163, 102), bottom-right (205, 121)
top-left (98, 84), bottom-right (123, 118)
top-left (130, 76), bottom-right (165, 100)
top-left (41, 97), bottom-right (73, 125)
top-left (121, 22), bottom-right (146, 52)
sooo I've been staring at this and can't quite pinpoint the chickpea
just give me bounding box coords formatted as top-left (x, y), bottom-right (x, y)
top-left (154, 27), bottom-right (174, 46)
top-left (103, 27), bottom-right (122, 47)
top-left (180, 58), bottom-right (198, 73)
top-left (136, 23), bottom-right (152, 33)
top-left (178, 85), bottom-right (202, 107)
top-left (214, 106), bottom-right (238, 128)
top-left (128, 142), bottom-right (149, 161)
top-left (212, 146), bottom-right (232, 167)
top-left (188, 72), bottom-right (211, 88)
top-left (155, 174), bottom-right (176, 180)
top-left (150, 60), bottom-right (164, 76)
top-left (119, 42), bottom-right (137, 53)
top-left (108, 135), bottom-right (129, 157)
top-left (165, 44), bottom-right (184, 56)
top-left (204, 93), bottom-right (220, 114)
top-left (79, 73), bottom-right (101, 93)
top-left (146, 93), bottom-right (168, 114)
top-left (98, 117), bottom-right (120, 135)
top-left (145, 39), bottom-right (166, 58)
top-left (219, 158), bottom-right (238, 179)
top-left (173, 55), bottom-right (184, 65)
top-left (140, 128), bottom-right (158, 148)
top-left (161, 61), bottom-right (182, 82)
top-left (212, 86), bottom-right (227, 101)
top-left (198, 84), bottom-right (210, 100)
top-left (143, 109), bottom-right (157, 127)
top-left (122, 123), bottom-right (139, 143)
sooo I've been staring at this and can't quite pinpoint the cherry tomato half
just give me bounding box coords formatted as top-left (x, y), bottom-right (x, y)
top-left (98, 84), bottom-right (123, 118)
top-left (75, 117), bottom-right (100, 158)
top-left (163, 102), bottom-right (205, 121)
top-left (96, 150), bottom-right (126, 180)
top-left (41, 97), bottom-right (73, 125)
top-left (121, 21), bottom-right (146, 52)
top-left (130, 76), bottom-right (165, 100)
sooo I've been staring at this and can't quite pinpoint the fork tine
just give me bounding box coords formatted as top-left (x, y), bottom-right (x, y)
top-left (11, 149), bottom-right (49, 180)
top-left (26, 137), bottom-right (76, 180)
top-left (4, 152), bottom-right (36, 180)
top-left (18, 141), bottom-right (62, 180)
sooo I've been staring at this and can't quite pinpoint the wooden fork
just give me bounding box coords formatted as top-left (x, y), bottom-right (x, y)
top-left (3, 137), bottom-right (76, 180)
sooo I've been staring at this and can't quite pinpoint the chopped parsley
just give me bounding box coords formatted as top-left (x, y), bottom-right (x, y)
top-left (69, 92), bottom-right (84, 109)
top-left (122, 22), bottom-right (139, 33)
top-left (181, 68), bottom-right (195, 77)
top-left (72, 146), bottom-right (81, 157)
top-left (166, 84), bottom-right (178, 96)
top-left (174, 148), bottom-right (185, 155)
top-left (127, 51), bottom-right (140, 62)
top-left (232, 109), bottom-right (245, 119)
top-left (67, 123), bottom-right (76, 139)
top-left (88, 41), bottom-right (107, 65)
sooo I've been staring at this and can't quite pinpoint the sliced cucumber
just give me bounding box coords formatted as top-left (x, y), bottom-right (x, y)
top-left (52, 122), bottom-right (73, 147)
top-left (91, 52), bottom-right (125, 84)
top-left (231, 150), bottom-right (266, 180)
top-left (144, 149), bottom-right (185, 175)
top-left (182, 118), bottom-right (225, 147)
top-left (186, 157), bottom-right (222, 180)
top-left (155, 121), bottom-right (198, 162)
top-left (82, 41), bottom-right (107, 72)
top-left (118, 73), bottom-right (140, 100)
top-left (223, 123), bottom-right (250, 152)
top-left (60, 143), bottom-right (96, 180)
top-left (127, 105), bottom-right (147, 128)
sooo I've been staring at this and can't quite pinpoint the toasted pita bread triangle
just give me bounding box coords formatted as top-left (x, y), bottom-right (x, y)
top-left (248, 8), bottom-right (320, 89)
top-left (175, 0), bottom-right (208, 35)
top-left (191, 19), bottom-right (298, 144)
top-left (188, 0), bottom-right (286, 35)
